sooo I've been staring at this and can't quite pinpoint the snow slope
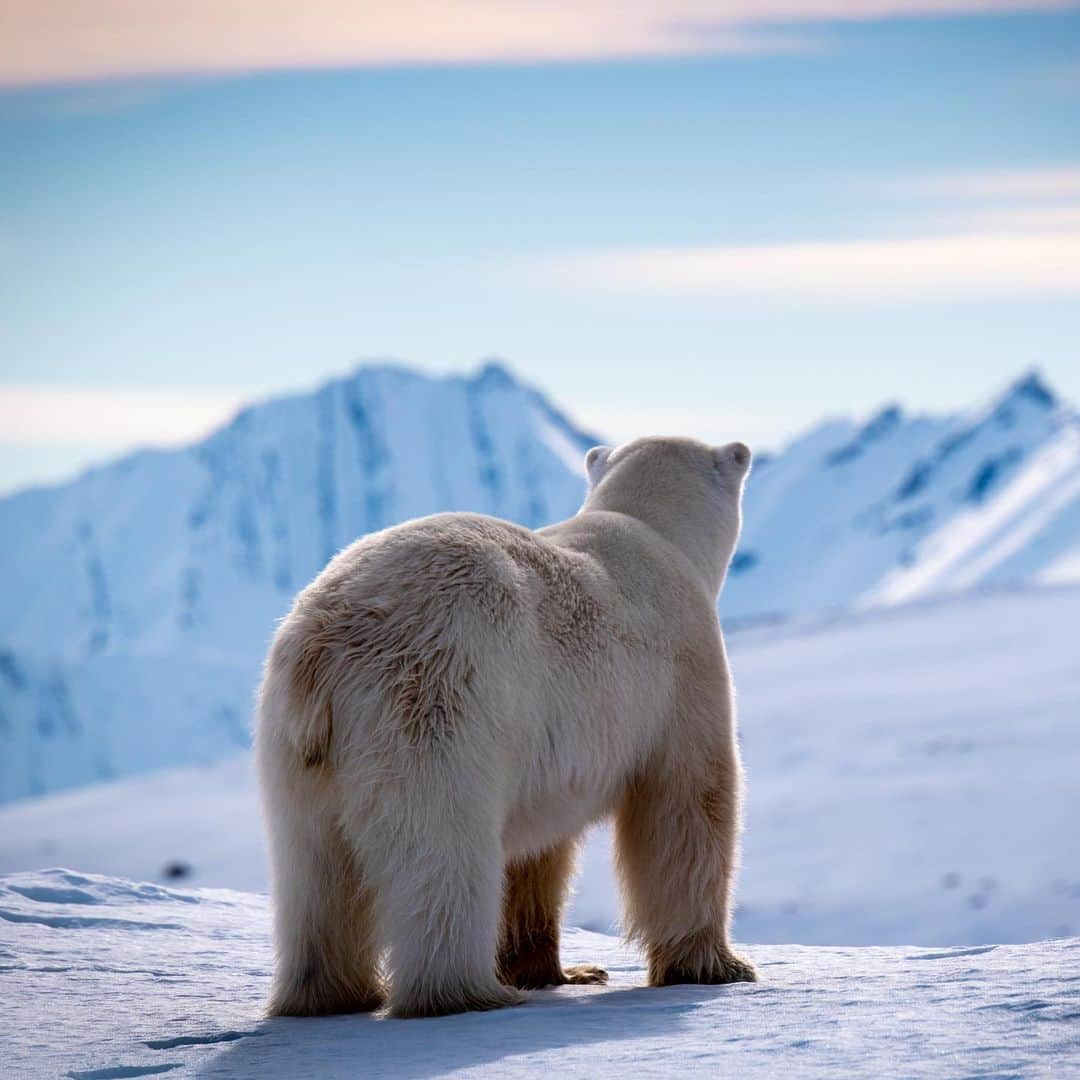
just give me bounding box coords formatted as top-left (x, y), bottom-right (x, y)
top-left (2, 364), bottom-right (1079, 803)
top-left (4, 584), bottom-right (1078, 948)
top-left (2, 869), bottom-right (1077, 1079)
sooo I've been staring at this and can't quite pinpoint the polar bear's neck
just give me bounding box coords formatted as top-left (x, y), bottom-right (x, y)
top-left (562, 498), bottom-right (734, 601)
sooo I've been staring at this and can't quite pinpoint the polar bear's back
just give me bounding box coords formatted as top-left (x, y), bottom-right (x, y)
top-left (263, 512), bottom-right (648, 766)
top-left (317, 512), bottom-right (615, 650)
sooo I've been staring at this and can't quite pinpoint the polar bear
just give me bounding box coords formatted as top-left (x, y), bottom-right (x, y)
top-left (255, 436), bottom-right (756, 1019)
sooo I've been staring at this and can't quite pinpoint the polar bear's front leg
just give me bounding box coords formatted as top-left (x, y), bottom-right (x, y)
top-left (615, 737), bottom-right (757, 988)
top-left (498, 839), bottom-right (609, 989)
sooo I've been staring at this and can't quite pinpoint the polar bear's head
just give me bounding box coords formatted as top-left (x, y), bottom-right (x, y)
top-left (581, 437), bottom-right (751, 594)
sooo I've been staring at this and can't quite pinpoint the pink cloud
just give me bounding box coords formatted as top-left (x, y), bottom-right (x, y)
top-left (2, 1), bottom-right (1072, 87)
top-left (543, 229), bottom-right (1080, 304)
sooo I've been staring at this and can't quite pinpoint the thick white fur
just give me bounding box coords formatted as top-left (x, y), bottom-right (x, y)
top-left (255, 436), bottom-right (755, 1018)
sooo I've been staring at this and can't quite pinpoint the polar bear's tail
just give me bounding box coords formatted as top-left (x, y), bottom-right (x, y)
top-left (257, 616), bottom-right (336, 770)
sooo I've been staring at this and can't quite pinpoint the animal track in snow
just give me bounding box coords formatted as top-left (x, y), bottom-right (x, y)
top-left (67, 1064), bottom-right (182, 1079)
top-left (144, 1030), bottom-right (261, 1050)
top-left (909, 945), bottom-right (998, 961)
top-left (0, 907), bottom-right (182, 931)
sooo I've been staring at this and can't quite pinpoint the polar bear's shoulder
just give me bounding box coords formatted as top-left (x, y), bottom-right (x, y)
top-left (371, 512), bottom-right (579, 576)
top-left (326, 509), bottom-right (694, 614)
top-left (313, 512), bottom-right (595, 619)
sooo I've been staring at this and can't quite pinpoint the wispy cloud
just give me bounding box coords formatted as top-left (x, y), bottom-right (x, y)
top-left (542, 231), bottom-right (1080, 304)
top-left (893, 167), bottom-right (1080, 201)
top-left (1, 1), bottom-right (1072, 87)
top-left (882, 165), bottom-right (1080, 248)
top-left (888, 167), bottom-right (1080, 230)
top-left (0, 387), bottom-right (244, 446)
top-left (939, 205), bottom-right (1080, 231)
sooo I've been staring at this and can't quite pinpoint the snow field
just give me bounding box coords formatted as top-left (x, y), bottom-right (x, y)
top-left (3, 869), bottom-right (1078, 1079)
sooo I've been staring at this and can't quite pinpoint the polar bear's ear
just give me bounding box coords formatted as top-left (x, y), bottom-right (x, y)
top-left (585, 445), bottom-right (614, 487)
top-left (713, 442), bottom-right (752, 474)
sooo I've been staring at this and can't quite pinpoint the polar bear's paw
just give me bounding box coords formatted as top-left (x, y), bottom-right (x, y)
top-left (499, 939), bottom-right (609, 989)
top-left (268, 971), bottom-right (386, 1017)
top-left (706, 951), bottom-right (758, 984)
top-left (504, 961), bottom-right (610, 989)
top-left (648, 933), bottom-right (758, 987)
top-left (562, 963), bottom-right (610, 985)
top-left (390, 979), bottom-right (526, 1019)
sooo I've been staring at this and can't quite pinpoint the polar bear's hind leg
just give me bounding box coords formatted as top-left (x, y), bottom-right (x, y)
top-left (498, 840), bottom-right (609, 989)
top-left (261, 769), bottom-right (384, 1016)
top-left (343, 753), bottom-right (524, 1018)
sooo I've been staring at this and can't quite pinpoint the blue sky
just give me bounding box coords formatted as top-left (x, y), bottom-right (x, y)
top-left (1, 5), bottom-right (1079, 494)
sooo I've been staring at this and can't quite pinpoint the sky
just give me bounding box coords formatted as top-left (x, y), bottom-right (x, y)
top-left (1, 2), bottom-right (1079, 495)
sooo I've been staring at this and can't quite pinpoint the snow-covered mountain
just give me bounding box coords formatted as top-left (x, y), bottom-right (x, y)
top-left (1, 362), bottom-right (1078, 803)
top-left (723, 370), bottom-right (1080, 619)
top-left (0, 361), bottom-right (597, 802)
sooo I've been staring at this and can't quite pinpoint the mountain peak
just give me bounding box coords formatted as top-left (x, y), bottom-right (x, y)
top-left (864, 403), bottom-right (904, 436)
top-left (473, 358), bottom-right (517, 389)
top-left (999, 369), bottom-right (1058, 411)
top-left (823, 403), bottom-right (903, 467)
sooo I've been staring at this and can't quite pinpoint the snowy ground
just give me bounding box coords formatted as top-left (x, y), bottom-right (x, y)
top-left (3, 869), bottom-right (1078, 1079)
top-left (3, 584), bottom-right (1079, 947)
